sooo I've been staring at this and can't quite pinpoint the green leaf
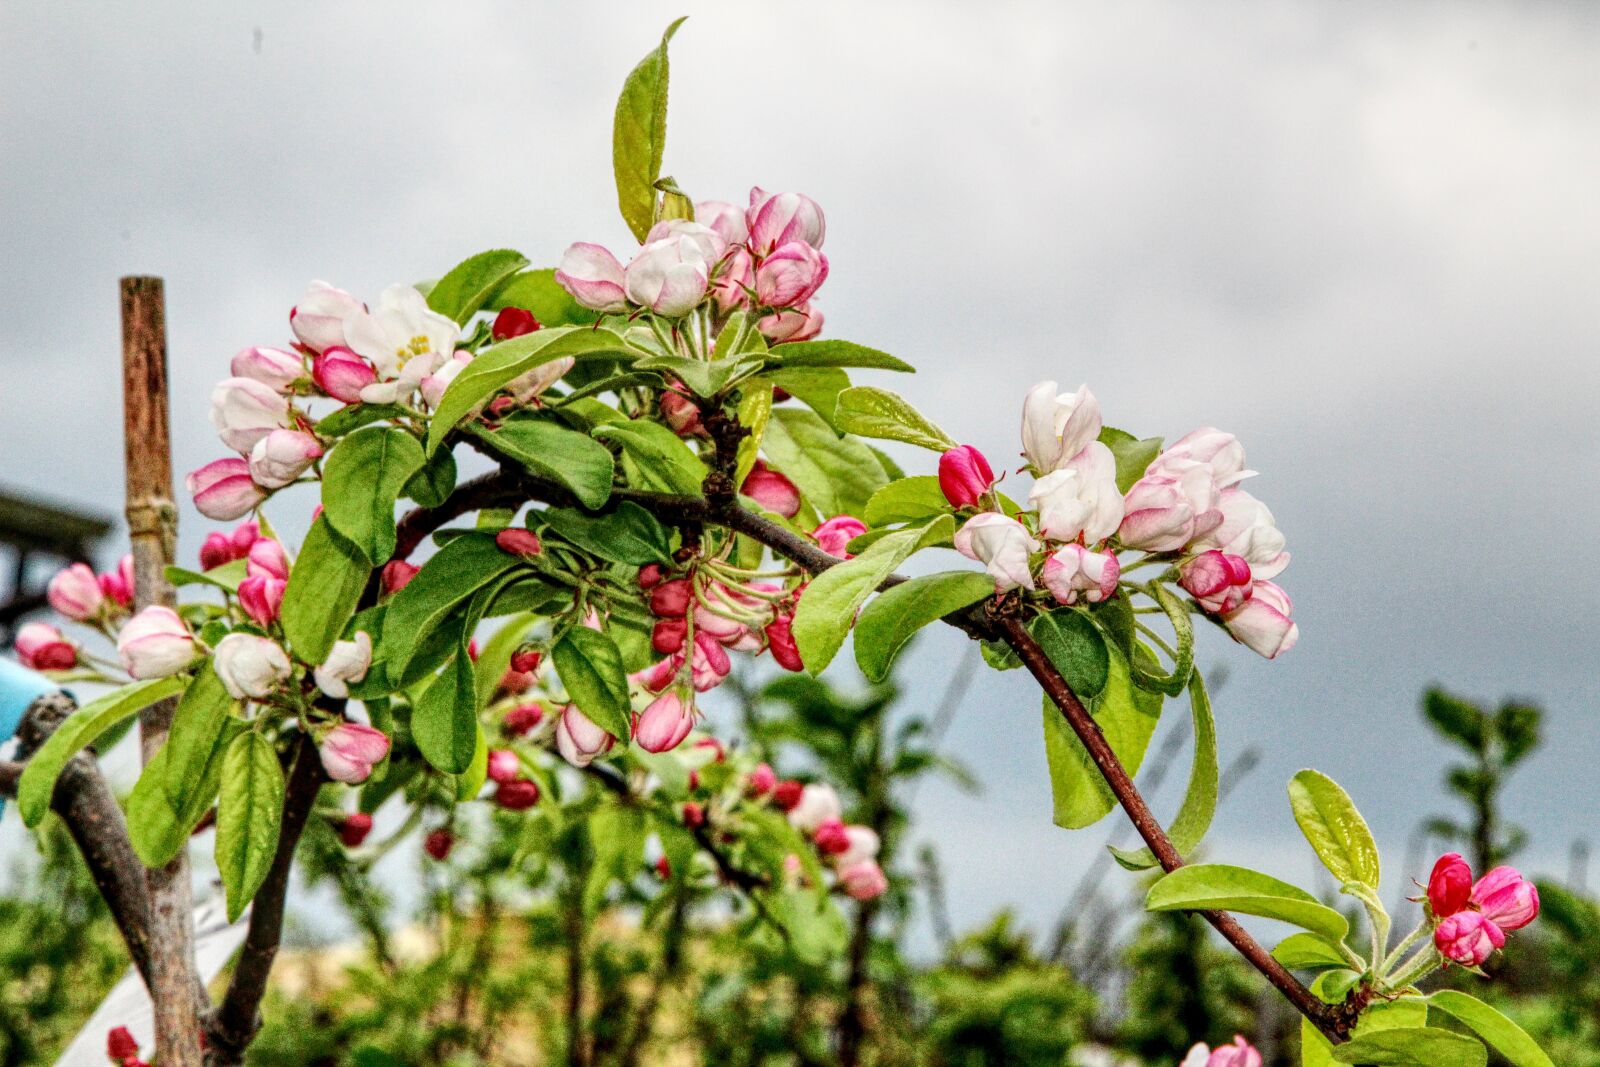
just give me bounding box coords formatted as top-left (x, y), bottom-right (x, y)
top-left (1427, 991), bottom-right (1553, 1067)
top-left (162, 663), bottom-right (236, 806)
top-left (552, 627), bottom-right (632, 740)
top-left (761, 366), bottom-right (849, 430)
top-left (489, 269), bottom-right (589, 327)
top-left (321, 427), bottom-right (426, 564)
top-left (1110, 669), bottom-right (1218, 870)
top-left (792, 516), bottom-right (953, 674)
top-left (164, 558), bottom-right (248, 594)
top-left (1128, 582), bottom-right (1194, 696)
top-left (1331, 1029), bottom-right (1486, 1067)
top-left (426, 326), bottom-right (634, 454)
top-left (413, 637), bottom-right (479, 774)
top-left (404, 446), bottom-right (457, 509)
top-left (1272, 932), bottom-right (1351, 971)
top-left (1289, 769), bottom-right (1382, 889)
top-left (1098, 426), bottom-right (1163, 494)
top-left (1041, 640), bottom-right (1163, 829)
top-left (215, 731), bottom-right (285, 922)
top-left (591, 418), bottom-right (706, 495)
top-left (635, 351), bottom-right (764, 398)
top-left (612, 18), bottom-right (687, 241)
top-left (733, 382), bottom-right (772, 485)
top-left (380, 533), bottom-right (520, 676)
top-left (281, 516), bottom-right (372, 665)
top-left (769, 886), bottom-right (850, 966)
top-left (864, 476), bottom-right (949, 526)
top-left (853, 571), bottom-right (994, 682)
top-left (454, 724), bottom-right (490, 801)
top-left (761, 407), bottom-right (889, 518)
top-left (1304, 987), bottom-right (1427, 1067)
top-left (1029, 609), bottom-right (1110, 699)
top-left (833, 386), bottom-right (957, 452)
top-left (314, 402), bottom-right (409, 438)
top-left (1146, 864), bottom-right (1350, 942)
top-left (766, 339), bottom-right (913, 373)
top-left (426, 249), bottom-right (530, 325)
top-left (17, 676), bottom-right (187, 827)
top-left (541, 503), bottom-right (672, 565)
top-left (126, 719), bottom-right (241, 868)
top-left (473, 415), bottom-right (617, 508)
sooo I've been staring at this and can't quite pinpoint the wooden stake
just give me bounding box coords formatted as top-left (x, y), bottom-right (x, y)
top-left (121, 276), bottom-right (205, 1066)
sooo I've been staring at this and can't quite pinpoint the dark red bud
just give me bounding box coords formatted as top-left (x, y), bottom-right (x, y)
top-left (649, 578), bottom-right (692, 618)
top-left (495, 528), bottom-right (544, 557)
top-left (338, 812), bottom-right (374, 848)
top-left (424, 828), bottom-right (455, 860)
top-left (682, 801), bottom-right (706, 829)
top-left (652, 617), bottom-right (688, 654)
top-left (772, 780), bottom-right (804, 812)
top-left (492, 306), bottom-right (541, 341)
top-left (495, 779), bottom-right (541, 810)
top-left (637, 562), bottom-right (664, 590)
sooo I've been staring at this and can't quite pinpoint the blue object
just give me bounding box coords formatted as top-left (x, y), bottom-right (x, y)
top-left (0, 658), bottom-right (58, 819)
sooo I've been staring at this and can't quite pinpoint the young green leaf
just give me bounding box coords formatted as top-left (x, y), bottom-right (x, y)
top-left (833, 386), bottom-right (958, 452)
top-left (321, 427), bottom-right (426, 564)
top-left (1289, 769), bottom-right (1382, 889)
top-left (1098, 426), bottom-right (1163, 493)
top-left (552, 626), bottom-right (632, 740)
top-left (765, 339), bottom-right (913, 372)
top-left (380, 533), bottom-right (520, 675)
top-left (612, 18), bottom-right (687, 241)
top-left (733, 382), bottom-right (772, 484)
top-left (489, 269), bottom-right (589, 327)
top-left (1110, 669), bottom-right (1218, 870)
top-left (474, 415), bottom-right (617, 508)
top-left (1145, 864), bottom-right (1351, 943)
top-left (591, 418), bottom-right (706, 495)
top-left (216, 731), bottom-right (285, 922)
top-left (1041, 640), bottom-right (1162, 829)
top-left (313, 402), bottom-right (410, 438)
top-left (162, 663), bottom-right (236, 806)
top-left (126, 719), bottom-right (242, 868)
top-left (281, 516), bottom-right (371, 665)
top-left (541, 503), bottom-right (673, 565)
top-left (634, 351), bottom-right (764, 398)
top-left (760, 366), bottom-right (850, 430)
top-left (1330, 1028), bottom-right (1486, 1067)
top-left (412, 638), bottom-right (479, 774)
top-left (1029, 609), bottom-right (1110, 699)
top-left (454, 724), bottom-right (490, 802)
top-left (426, 249), bottom-right (530, 325)
top-left (404, 446), bottom-right (458, 509)
top-left (17, 676), bottom-right (187, 827)
top-left (760, 407), bottom-right (889, 518)
top-left (164, 557), bottom-right (248, 594)
top-left (1427, 991), bottom-right (1553, 1067)
top-left (1271, 932), bottom-right (1352, 971)
top-left (863, 476), bottom-right (950, 526)
top-left (1302, 989), bottom-right (1428, 1067)
top-left (1128, 581), bottom-right (1194, 696)
top-left (853, 571), bottom-right (994, 682)
top-left (791, 515), bottom-right (954, 674)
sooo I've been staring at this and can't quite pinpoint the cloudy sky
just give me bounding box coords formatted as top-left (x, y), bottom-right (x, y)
top-left (3, 2), bottom-right (1597, 950)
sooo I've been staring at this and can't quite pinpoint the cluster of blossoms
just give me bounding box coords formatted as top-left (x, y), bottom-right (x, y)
top-left (15, 556), bottom-right (137, 672)
top-left (1180, 1037), bottom-right (1260, 1067)
top-left (556, 187), bottom-right (828, 342)
top-left (943, 382), bottom-right (1299, 659)
top-left (1425, 852), bottom-right (1540, 967)
top-left (777, 776), bottom-right (888, 900)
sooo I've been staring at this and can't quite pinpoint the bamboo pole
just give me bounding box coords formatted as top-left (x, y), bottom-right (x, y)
top-left (121, 276), bottom-right (205, 1065)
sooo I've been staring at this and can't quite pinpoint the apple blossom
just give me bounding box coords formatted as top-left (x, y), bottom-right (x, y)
top-left (47, 563), bottom-right (104, 621)
top-left (319, 723), bottom-right (390, 784)
top-left (766, 612), bottom-right (803, 672)
top-left (755, 240), bottom-right (828, 307)
top-left (695, 198), bottom-right (749, 245)
top-left (238, 575), bottom-right (285, 628)
top-left (503, 702), bottom-right (545, 735)
top-left (341, 283), bottom-right (459, 404)
top-left (1163, 427), bottom-right (1253, 487)
top-left (711, 246), bottom-right (754, 313)
top-left (230, 346), bottom-right (303, 393)
top-left (555, 242), bottom-right (629, 312)
top-left (486, 749), bottom-right (521, 784)
top-left (1042, 543), bottom-right (1120, 605)
top-left (245, 538), bottom-right (288, 581)
top-left (213, 633), bottom-right (291, 700)
top-left (772, 780), bottom-right (804, 812)
top-left (787, 783), bottom-right (842, 832)
top-left (491, 306), bottom-right (540, 341)
top-left (311, 345), bottom-right (378, 403)
top-left (1221, 580), bottom-right (1298, 659)
top-left (98, 555), bottom-right (135, 608)
top-left (107, 1027), bottom-right (140, 1061)
top-left (954, 512), bottom-right (1040, 592)
top-left (813, 818), bottom-right (851, 855)
top-left (746, 188), bottom-right (826, 256)
top-left (1118, 456), bottom-right (1223, 552)
top-left (419, 351), bottom-right (473, 408)
top-left (555, 704), bottom-right (614, 768)
top-left (290, 281), bottom-right (362, 353)
top-left (1020, 381), bottom-right (1101, 473)
top-left (634, 690), bottom-right (696, 753)
top-left (749, 763), bottom-right (777, 796)
top-left (689, 631), bottom-right (731, 691)
top-left (838, 860), bottom-right (889, 901)
top-left (313, 632), bottom-right (372, 699)
top-left (16, 622), bottom-right (77, 670)
top-left (1427, 852), bottom-right (1473, 918)
top-left (117, 606), bottom-right (202, 679)
top-left (1194, 487), bottom-right (1289, 581)
top-left (247, 429), bottom-right (323, 489)
top-left (1027, 442), bottom-right (1123, 543)
top-left (625, 228), bottom-right (717, 316)
top-left (814, 515), bottom-right (867, 558)
top-left (187, 458), bottom-right (266, 520)
top-left (741, 460), bottom-right (802, 517)
top-left (201, 521), bottom-right (259, 571)
top-left (1182, 1036), bottom-right (1261, 1067)
top-left (756, 301), bottom-right (823, 343)
top-left (210, 376), bottom-right (291, 453)
top-left (938, 445), bottom-right (995, 509)
top-left (1435, 910), bottom-right (1502, 967)
top-left (1471, 866), bottom-right (1541, 932)
top-left (1178, 551), bottom-right (1253, 614)
top-left (837, 825), bottom-right (881, 869)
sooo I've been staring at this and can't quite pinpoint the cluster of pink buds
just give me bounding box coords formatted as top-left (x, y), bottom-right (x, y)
top-left (773, 778), bottom-right (888, 901)
top-left (1181, 1036), bottom-right (1261, 1067)
top-left (1425, 853), bottom-right (1540, 967)
top-left (555, 188), bottom-right (828, 343)
top-left (487, 746), bottom-right (541, 810)
top-left (105, 1025), bottom-right (150, 1067)
top-left (45, 555), bottom-right (133, 624)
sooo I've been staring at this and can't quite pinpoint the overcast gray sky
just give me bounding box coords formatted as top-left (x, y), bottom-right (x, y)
top-left (3, 2), bottom-right (1597, 948)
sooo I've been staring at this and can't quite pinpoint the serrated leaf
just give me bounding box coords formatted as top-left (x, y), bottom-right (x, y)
top-left (591, 418), bottom-right (706, 495)
top-left (552, 626), bottom-right (632, 740)
top-left (281, 517), bottom-right (371, 665)
top-left (761, 366), bottom-right (849, 430)
top-left (17, 676), bottom-right (186, 827)
top-left (162, 663), bottom-right (236, 806)
top-left (760, 407), bottom-right (889, 518)
top-left (765, 339), bottom-right (913, 372)
top-left (1129, 582), bottom-right (1194, 696)
top-left (380, 533), bottom-right (520, 676)
top-left (314, 402), bottom-right (409, 438)
top-left (426, 249), bottom-right (530, 325)
top-left (612, 18), bottom-right (687, 241)
top-left (1427, 991), bottom-right (1553, 1067)
top-left (413, 637), bottom-right (479, 774)
top-left (321, 427), bottom-right (426, 564)
top-left (834, 386), bottom-right (957, 452)
top-left (733, 382), bottom-right (772, 485)
top-left (216, 731), bottom-right (284, 922)
top-left (1110, 669), bottom-right (1218, 870)
top-left (1029, 609), bottom-right (1109, 699)
top-left (1146, 864), bottom-right (1350, 942)
top-left (126, 719), bottom-right (241, 868)
top-left (164, 557), bottom-right (248, 594)
top-left (864, 476), bottom-right (950, 526)
top-left (1041, 640), bottom-right (1162, 829)
top-left (1289, 769), bottom-right (1381, 889)
top-left (1331, 1028), bottom-right (1486, 1066)
top-left (853, 571), bottom-right (993, 682)
top-left (473, 414), bottom-right (617, 508)
top-left (541, 503), bottom-right (672, 565)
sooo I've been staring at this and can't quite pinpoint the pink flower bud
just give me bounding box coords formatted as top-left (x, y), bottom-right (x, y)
top-left (187, 458), bottom-right (266, 521)
top-left (210, 376), bottom-right (291, 453)
top-left (200, 532), bottom-right (238, 571)
top-left (690, 631), bottom-right (731, 692)
top-left (938, 445), bottom-right (995, 509)
top-left (1179, 551), bottom-right (1253, 614)
top-left (313, 633), bottom-right (372, 699)
top-left (749, 763), bottom-right (777, 796)
top-left (651, 617), bottom-right (687, 655)
top-left (499, 665), bottom-right (534, 695)
top-left (695, 199), bottom-right (749, 245)
top-left (1021, 381), bottom-right (1102, 474)
top-left (787, 783), bottom-right (842, 832)
top-left (654, 855), bottom-right (672, 879)
top-left (555, 704), bottom-right (614, 768)
top-left (492, 307), bottom-right (541, 341)
top-left (496, 778), bottom-right (540, 810)
top-left (682, 800), bottom-right (706, 828)
top-left (837, 826), bottom-right (881, 868)
top-left (954, 512), bottom-right (1040, 593)
top-left (746, 188), bottom-right (826, 256)
top-left (312, 345), bottom-right (378, 403)
top-left (244, 538), bottom-right (288, 582)
top-left (755, 241), bottom-right (829, 307)
top-left (1187, 1036), bottom-right (1262, 1067)
top-left (238, 575), bottom-right (285, 627)
top-left (813, 818), bottom-right (851, 855)
top-left (756, 302), bottom-right (824, 344)
top-left (625, 226), bottom-right (719, 317)
top-left (381, 560), bottom-right (419, 596)
top-left (1118, 456), bottom-right (1224, 552)
top-left (773, 780), bottom-right (804, 811)
top-left (693, 597), bottom-right (748, 643)
top-left (291, 280), bottom-right (362, 353)
top-left (634, 690), bottom-right (697, 753)
top-left (510, 648), bottom-right (542, 675)
top-left (230, 520), bottom-right (262, 553)
top-left (555, 242), bottom-right (629, 313)
top-left (741, 460), bottom-right (802, 517)
top-left (838, 860), bottom-right (889, 901)
top-left (636, 654), bottom-right (682, 692)
top-left (495, 528), bottom-right (543, 557)
top-left (15, 622), bottom-right (78, 670)
top-left (660, 389), bottom-right (704, 435)
top-left (1435, 910), bottom-right (1503, 967)
top-left (503, 702), bottom-right (545, 735)
top-left (424, 828), bottom-right (454, 860)
top-left (711, 246), bottom-right (754, 314)
top-left (213, 632), bottom-right (291, 699)
top-left (814, 515), bottom-right (867, 559)
top-left (486, 748), bottom-right (522, 784)
top-left (1042, 543), bottom-right (1120, 605)
top-left (48, 562), bottom-right (105, 620)
top-left (107, 1026), bottom-right (141, 1061)
top-left (766, 613), bottom-right (804, 672)
top-left (319, 723), bottom-right (391, 784)
top-left (97, 555), bottom-right (135, 610)
top-left (419, 350), bottom-right (473, 408)
top-left (116, 606), bottom-right (202, 679)
top-left (248, 430), bottom-right (323, 490)
top-left (1471, 866), bottom-right (1540, 932)
top-left (230, 346), bottom-right (303, 393)
top-left (1427, 852), bottom-right (1473, 918)
top-left (1221, 580), bottom-right (1298, 659)
top-left (650, 579), bottom-right (692, 618)
top-left (338, 812), bottom-right (373, 848)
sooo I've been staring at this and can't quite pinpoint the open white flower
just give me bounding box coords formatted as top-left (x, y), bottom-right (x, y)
top-left (342, 284), bottom-right (460, 404)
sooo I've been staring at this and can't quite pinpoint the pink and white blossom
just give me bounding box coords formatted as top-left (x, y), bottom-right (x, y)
top-left (1220, 580), bottom-right (1298, 659)
top-left (837, 860), bottom-right (889, 901)
top-left (1020, 381), bottom-right (1102, 473)
top-left (954, 512), bottom-right (1040, 592)
top-left (1193, 488), bottom-right (1289, 580)
top-left (312, 346), bottom-right (378, 403)
top-left (787, 783), bottom-right (843, 832)
top-left (47, 563), bottom-right (105, 621)
top-left (342, 283), bottom-right (459, 404)
top-left (555, 243), bottom-right (628, 312)
top-left (1028, 441), bottom-right (1124, 543)
top-left (213, 633), bottom-right (291, 700)
top-left (117, 606), bottom-right (202, 679)
top-left (757, 301), bottom-right (824, 343)
top-left (210, 376), bottom-right (291, 453)
top-left (16, 622), bottom-right (77, 670)
top-left (695, 199), bottom-right (749, 245)
top-left (814, 515), bottom-right (867, 558)
top-left (290, 281), bottom-right (362, 353)
top-left (742, 460), bottom-right (802, 517)
top-left (230, 346), bottom-right (303, 393)
top-left (187, 458), bottom-right (265, 520)
top-left (419, 351), bottom-right (473, 408)
top-left (314, 632), bottom-right (372, 699)
top-left (1042, 543), bottom-right (1120, 605)
top-left (1178, 551), bottom-right (1253, 614)
top-left (1118, 456), bottom-right (1223, 552)
top-left (248, 430), bottom-right (323, 489)
top-left (633, 690), bottom-right (696, 753)
top-left (555, 704), bottom-right (615, 767)
top-left (625, 225), bottom-right (720, 316)
top-left (754, 241), bottom-right (828, 307)
top-left (319, 723), bottom-right (390, 784)
top-left (746, 188), bottom-right (826, 256)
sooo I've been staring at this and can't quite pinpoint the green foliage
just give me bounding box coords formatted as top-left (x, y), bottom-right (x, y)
top-left (766, 338), bottom-right (914, 372)
top-left (321, 427), bottom-right (426, 564)
top-left (477, 414), bottom-right (618, 509)
top-left (1110, 669), bottom-right (1218, 871)
top-left (488, 268), bottom-right (587, 326)
top-left (1146, 864), bottom-right (1350, 942)
top-left (612, 18), bottom-right (686, 241)
top-left (282, 515), bottom-right (370, 664)
top-left (426, 249), bottom-right (530, 324)
top-left (216, 731), bottom-right (285, 921)
top-left (833, 386), bottom-right (958, 452)
top-left (759, 406), bottom-right (891, 517)
top-left (852, 570), bottom-right (993, 682)
top-left (1288, 769), bottom-right (1381, 889)
top-left (1041, 639), bottom-right (1162, 829)
top-left (1098, 425), bottom-right (1163, 493)
top-left (591, 417), bottom-right (706, 495)
top-left (552, 625), bottom-right (632, 740)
